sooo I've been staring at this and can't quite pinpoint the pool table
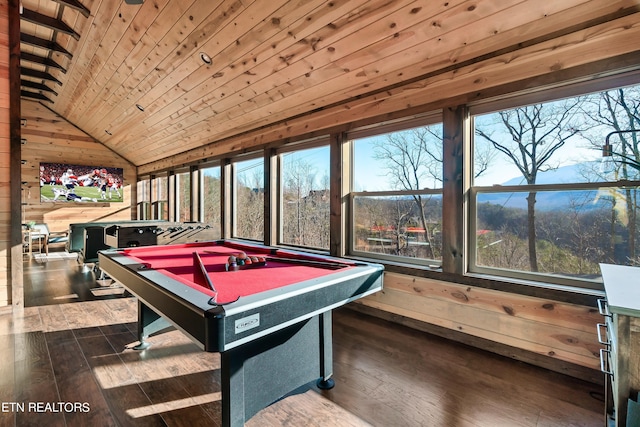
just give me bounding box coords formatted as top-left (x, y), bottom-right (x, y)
top-left (98, 240), bottom-right (383, 427)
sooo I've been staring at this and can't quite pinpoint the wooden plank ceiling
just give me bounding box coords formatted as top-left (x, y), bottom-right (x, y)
top-left (19, 0), bottom-right (640, 169)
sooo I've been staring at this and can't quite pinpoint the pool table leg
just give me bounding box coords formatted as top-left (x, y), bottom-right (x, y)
top-left (317, 311), bottom-right (335, 389)
top-left (135, 300), bottom-right (171, 350)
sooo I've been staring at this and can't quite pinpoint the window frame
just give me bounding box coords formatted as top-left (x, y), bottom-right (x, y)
top-left (348, 189), bottom-right (444, 268)
top-left (467, 79), bottom-right (640, 290)
top-left (276, 136), bottom-right (331, 252)
top-left (346, 111), bottom-right (445, 266)
top-left (172, 167), bottom-right (192, 222)
top-left (132, 70), bottom-right (640, 295)
top-left (136, 178), bottom-right (150, 220)
top-left (230, 153), bottom-right (265, 242)
top-left (199, 161), bottom-right (222, 231)
top-left (151, 172), bottom-right (168, 221)
top-left (468, 181), bottom-right (640, 290)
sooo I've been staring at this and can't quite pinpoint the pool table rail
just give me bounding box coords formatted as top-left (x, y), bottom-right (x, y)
top-left (97, 242), bottom-right (384, 353)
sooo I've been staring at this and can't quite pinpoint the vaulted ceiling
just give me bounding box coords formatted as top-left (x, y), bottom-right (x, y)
top-left (18, 0), bottom-right (640, 172)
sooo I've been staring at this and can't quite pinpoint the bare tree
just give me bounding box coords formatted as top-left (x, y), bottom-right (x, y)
top-left (235, 164), bottom-right (264, 240)
top-left (373, 126), bottom-right (443, 259)
top-left (177, 172), bottom-right (191, 222)
top-left (475, 101), bottom-right (583, 271)
top-left (202, 171), bottom-right (221, 236)
top-left (581, 88), bottom-right (640, 263)
top-left (282, 156), bottom-right (329, 248)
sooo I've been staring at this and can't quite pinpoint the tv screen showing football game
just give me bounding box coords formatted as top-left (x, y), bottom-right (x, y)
top-left (39, 162), bottom-right (124, 203)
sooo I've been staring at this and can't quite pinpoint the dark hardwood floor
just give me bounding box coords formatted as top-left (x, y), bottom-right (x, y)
top-left (0, 251), bottom-right (604, 426)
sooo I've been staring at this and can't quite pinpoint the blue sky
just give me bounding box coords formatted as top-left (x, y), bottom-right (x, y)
top-left (201, 127), bottom-right (609, 189)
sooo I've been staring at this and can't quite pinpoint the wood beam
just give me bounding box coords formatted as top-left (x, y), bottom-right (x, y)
top-left (21, 90), bottom-right (54, 103)
top-left (51, 0), bottom-right (91, 18)
top-left (20, 67), bottom-right (62, 85)
top-left (20, 8), bottom-right (80, 40)
top-left (441, 105), bottom-right (465, 275)
top-left (221, 159), bottom-right (232, 239)
top-left (20, 52), bottom-right (66, 73)
top-left (9, 0), bottom-right (25, 309)
top-left (20, 80), bottom-right (58, 95)
top-left (20, 33), bottom-right (72, 58)
top-left (190, 165), bottom-right (199, 222)
top-left (263, 149), bottom-right (277, 246)
top-left (329, 132), bottom-right (348, 258)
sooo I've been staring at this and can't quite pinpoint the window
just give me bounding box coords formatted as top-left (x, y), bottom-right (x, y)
top-left (233, 157), bottom-right (264, 241)
top-left (174, 170), bottom-right (191, 222)
top-left (349, 115), bottom-right (444, 265)
top-left (151, 174), bottom-right (168, 220)
top-left (201, 165), bottom-right (221, 237)
top-left (279, 142), bottom-right (330, 250)
top-left (470, 84), bottom-right (640, 288)
top-left (137, 179), bottom-right (150, 220)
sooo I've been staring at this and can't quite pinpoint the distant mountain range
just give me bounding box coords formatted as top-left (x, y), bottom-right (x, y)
top-left (500, 161), bottom-right (602, 186)
top-left (479, 161), bottom-right (612, 211)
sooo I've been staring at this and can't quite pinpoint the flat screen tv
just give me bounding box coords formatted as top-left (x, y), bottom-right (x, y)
top-left (40, 162), bottom-right (124, 203)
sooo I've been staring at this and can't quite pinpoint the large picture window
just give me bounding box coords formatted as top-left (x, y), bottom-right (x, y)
top-left (349, 117), bottom-right (444, 265)
top-left (201, 165), bottom-right (221, 237)
top-left (233, 157), bottom-right (264, 241)
top-left (137, 179), bottom-right (150, 220)
top-left (279, 143), bottom-right (330, 250)
top-left (151, 174), bottom-right (168, 220)
top-left (175, 170), bottom-right (191, 222)
top-left (470, 84), bottom-right (640, 287)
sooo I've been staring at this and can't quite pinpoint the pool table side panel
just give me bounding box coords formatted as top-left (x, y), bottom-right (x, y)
top-left (220, 268), bottom-right (383, 351)
top-left (98, 253), bottom-right (218, 351)
top-left (100, 247), bottom-right (383, 353)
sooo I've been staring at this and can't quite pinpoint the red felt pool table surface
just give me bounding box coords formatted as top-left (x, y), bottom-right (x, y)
top-left (121, 241), bottom-right (354, 302)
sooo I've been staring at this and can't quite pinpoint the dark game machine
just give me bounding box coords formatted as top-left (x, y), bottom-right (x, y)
top-left (154, 222), bottom-right (219, 245)
top-left (67, 220), bottom-right (169, 253)
top-left (104, 222), bottom-right (219, 248)
top-left (98, 240), bottom-right (384, 427)
top-left (79, 226), bottom-right (111, 265)
top-left (104, 224), bottom-right (160, 248)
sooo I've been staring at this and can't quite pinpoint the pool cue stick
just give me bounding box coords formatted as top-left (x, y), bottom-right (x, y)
top-left (264, 256), bottom-right (349, 269)
top-left (203, 249), bottom-right (350, 269)
top-left (193, 251), bottom-right (217, 292)
top-left (203, 249), bottom-right (246, 256)
top-left (194, 252), bottom-right (241, 306)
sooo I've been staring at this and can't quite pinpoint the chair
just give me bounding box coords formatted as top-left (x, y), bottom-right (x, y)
top-left (27, 223), bottom-right (69, 255)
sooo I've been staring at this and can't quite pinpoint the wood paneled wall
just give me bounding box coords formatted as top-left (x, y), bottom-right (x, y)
top-left (354, 273), bottom-right (603, 382)
top-left (20, 100), bottom-right (136, 233)
top-left (0, 0), bottom-right (10, 308)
